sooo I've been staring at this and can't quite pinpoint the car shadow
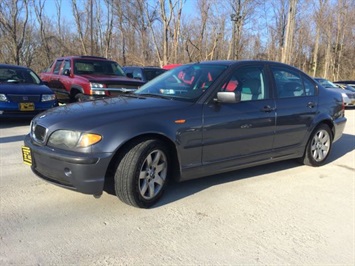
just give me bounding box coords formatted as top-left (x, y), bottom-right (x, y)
top-left (327, 133), bottom-right (355, 163)
top-left (156, 132), bottom-right (355, 208)
top-left (103, 132), bottom-right (354, 208)
top-left (157, 160), bottom-right (301, 208)
top-left (0, 118), bottom-right (31, 128)
top-left (0, 118), bottom-right (30, 144)
top-left (0, 134), bottom-right (27, 144)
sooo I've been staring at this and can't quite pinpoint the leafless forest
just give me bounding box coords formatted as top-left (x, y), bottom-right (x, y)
top-left (0, 0), bottom-right (354, 80)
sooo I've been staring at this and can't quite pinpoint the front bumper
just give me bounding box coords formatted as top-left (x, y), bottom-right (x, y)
top-left (24, 134), bottom-right (113, 195)
top-left (0, 101), bottom-right (58, 118)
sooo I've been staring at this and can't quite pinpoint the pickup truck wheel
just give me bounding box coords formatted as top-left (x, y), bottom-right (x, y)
top-left (74, 93), bottom-right (86, 102)
top-left (114, 139), bottom-right (170, 208)
top-left (301, 124), bottom-right (332, 166)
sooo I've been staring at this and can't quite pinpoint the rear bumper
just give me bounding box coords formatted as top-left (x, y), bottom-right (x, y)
top-left (24, 134), bottom-right (113, 195)
top-left (333, 116), bottom-right (347, 142)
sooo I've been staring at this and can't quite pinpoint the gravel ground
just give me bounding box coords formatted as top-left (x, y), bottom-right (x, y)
top-left (0, 109), bottom-right (354, 265)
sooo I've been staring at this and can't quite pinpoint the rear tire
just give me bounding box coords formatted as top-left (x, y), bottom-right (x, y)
top-left (301, 124), bottom-right (332, 166)
top-left (114, 139), bottom-right (170, 208)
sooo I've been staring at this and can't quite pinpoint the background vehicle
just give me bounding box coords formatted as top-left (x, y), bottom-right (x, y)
top-left (162, 64), bottom-right (182, 70)
top-left (40, 56), bottom-right (145, 103)
top-left (123, 66), bottom-right (166, 82)
top-left (334, 82), bottom-right (355, 106)
top-left (314, 77), bottom-right (354, 106)
top-left (334, 80), bottom-right (355, 89)
top-left (0, 64), bottom-right (57, 118)
top-left (24, 61), bottom-right (346, 208)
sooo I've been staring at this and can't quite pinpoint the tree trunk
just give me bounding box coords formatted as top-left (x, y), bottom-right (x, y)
top-left (281, 0), bottom-right (297, 64)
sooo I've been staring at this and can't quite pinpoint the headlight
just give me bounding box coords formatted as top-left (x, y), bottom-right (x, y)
top-left (90, 83), bottom-right (106, 95)
top-left (41, 94), bottom-right (56, 102)
top-left (48, 130), bottom-right (102, 149)
top-left (90, 83), bottom-right (104, 88)
top-left (0, 94), bottom-right (8, 102)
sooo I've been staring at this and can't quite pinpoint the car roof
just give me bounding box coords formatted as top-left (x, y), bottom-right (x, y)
top-left (55, 56), bottom-right (111, 61)
top-left (334, 80), bottom-right (355, 83)
top-left (196, 59), bottom-right (299, 66)
top-left (124, 66), bottom-right (164, 69)
top-left (0, 64), bottom-right (29, 70)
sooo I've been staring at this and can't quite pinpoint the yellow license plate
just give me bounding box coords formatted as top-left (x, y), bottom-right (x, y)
top-left (22, 146), bottom-right (32, 165)
top-left (19, 102), bottom-right (35, 111)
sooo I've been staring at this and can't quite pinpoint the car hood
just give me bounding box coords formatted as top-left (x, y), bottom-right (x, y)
top-left (33, 95), bottom-right (194, 131)
top-left (0, 83), bottom-right (53, 94)
top-left (79, 74), bottom-right (145, 85)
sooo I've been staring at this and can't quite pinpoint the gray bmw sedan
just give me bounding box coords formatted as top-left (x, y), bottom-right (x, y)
top-left (23, 60), bottom-right (347, 208)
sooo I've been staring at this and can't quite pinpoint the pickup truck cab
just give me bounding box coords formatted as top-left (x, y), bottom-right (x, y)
top-left (40, 56), bottom-right (145, 102)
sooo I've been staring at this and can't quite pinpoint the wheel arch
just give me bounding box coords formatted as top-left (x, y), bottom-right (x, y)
top-left (103, 133), bottom-right (181, 194)
top-left (310, 117), bottom-right (335, 141)
top-left (299, 120), bottom-right (334, 166)
top-left (70, 86), bottom-right (84, 99)
top-left (321, 119), bottom-right (335, 140)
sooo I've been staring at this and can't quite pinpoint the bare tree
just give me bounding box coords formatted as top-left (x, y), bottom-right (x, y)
top-left (331, 0), bottom-right (350, 81)
top-left (0, 0), bottom-right (355, 80)
top-left (311, 0), bottom-right (328, 77)
top-left (71, 0), bottom-right (90, 55)
top-left (265, 0), bottom-right (288, 62)
top-left (33, 0), bottom-right (53, 64)
top-left (0, 0), bottom-right (29, 65)
top-left (281, 0), bottom-right (298, 64)
top-left (228, 0), bottom-right (260, 60)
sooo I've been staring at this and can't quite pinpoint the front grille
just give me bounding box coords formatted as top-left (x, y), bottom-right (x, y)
top-left (8, 94), bottom-right (40, 103)
top-left (106, 84), bottom-right (139, 89)
top-left (32, 124), bottom-right (47, 143)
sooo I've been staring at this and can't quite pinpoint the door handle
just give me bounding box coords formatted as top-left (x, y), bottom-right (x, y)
top-left (307, 102), bottom-right (316, 108)
top-left (261, 105), bottom-right (275, 112)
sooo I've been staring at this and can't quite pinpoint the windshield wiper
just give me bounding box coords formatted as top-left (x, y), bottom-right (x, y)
top-left (137, 93), bottom-right (173, 100)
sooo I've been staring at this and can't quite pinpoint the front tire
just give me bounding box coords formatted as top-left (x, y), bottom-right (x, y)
top-left (74, 93), bottom-right (86, 102)
top-left (114, 139), bottom-right (170, 208)
top-left (301, 124), bottom-right (332, 166)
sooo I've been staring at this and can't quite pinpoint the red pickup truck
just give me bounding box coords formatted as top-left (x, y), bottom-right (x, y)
top-left (40, 56), bottom-right (145, 102)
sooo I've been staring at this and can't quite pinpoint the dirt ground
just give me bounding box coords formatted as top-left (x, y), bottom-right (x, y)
top-left (0, 109), bottom-right (354, 265)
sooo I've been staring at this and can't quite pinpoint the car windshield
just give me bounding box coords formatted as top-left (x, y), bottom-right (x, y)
top-left (74, 60), bottom-right (125, 76)
top-left (134, 64), bottom-right (228, 101)
top-left (0, 67), bottom-right (42, 84)
top-left (316, 78), bottom-right (338, 88)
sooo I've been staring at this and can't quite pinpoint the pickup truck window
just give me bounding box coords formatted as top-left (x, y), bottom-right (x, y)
top-left (62, 60), bottom-right (71, 74)
top-left (73, 59), bottom-right (125, 76)
top-left (53, 60), bottom-right (63, 74)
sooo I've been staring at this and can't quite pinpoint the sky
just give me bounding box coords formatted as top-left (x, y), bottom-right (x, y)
top-left (43, 0), bottom-right (196, 21)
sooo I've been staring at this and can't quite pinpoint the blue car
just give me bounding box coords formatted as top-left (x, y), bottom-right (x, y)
top-left (0, 64), bottom-right (57, 118)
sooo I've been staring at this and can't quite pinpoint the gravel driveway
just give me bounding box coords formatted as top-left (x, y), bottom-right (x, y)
top-left (1, 109), bottom-right (354, 265)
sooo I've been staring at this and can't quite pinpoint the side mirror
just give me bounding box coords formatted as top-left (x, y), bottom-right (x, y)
top-left (63, 69), bottom-right (71, 76)
top-left (216, 91), bottom-right (241, 103)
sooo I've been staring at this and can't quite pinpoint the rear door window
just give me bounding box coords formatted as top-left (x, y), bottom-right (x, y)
top-left (271, 67), bottom-right (316, 98)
